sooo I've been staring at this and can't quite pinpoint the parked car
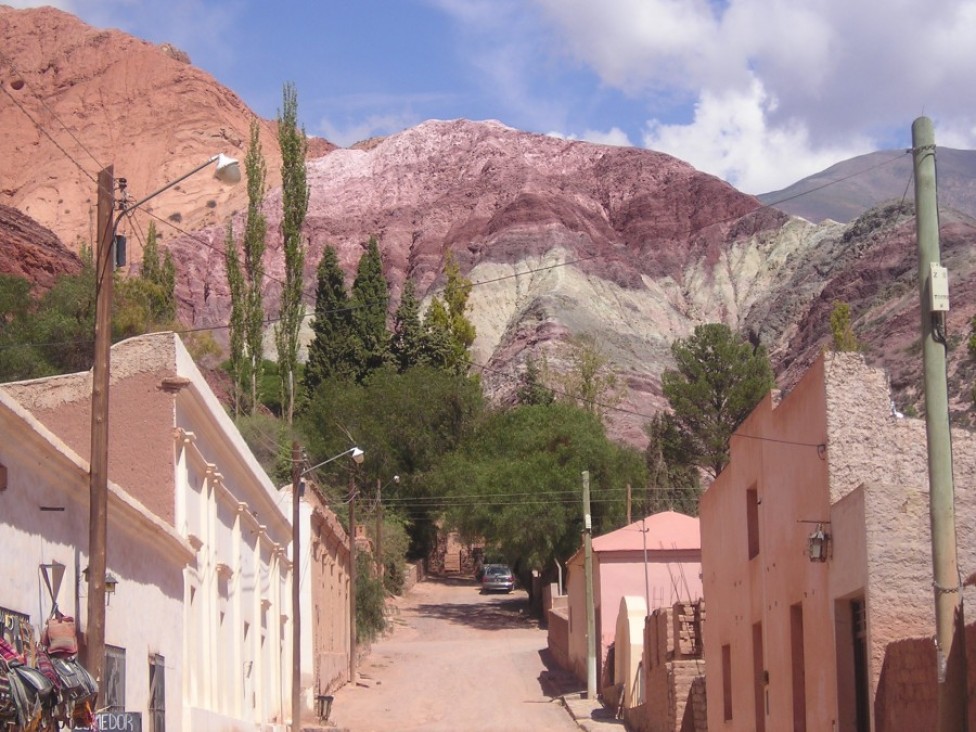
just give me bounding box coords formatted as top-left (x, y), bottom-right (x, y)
top-left (480, 564), bottom-right (516, 593)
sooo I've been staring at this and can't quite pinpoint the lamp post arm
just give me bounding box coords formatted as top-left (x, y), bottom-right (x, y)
top-left (119, 155), bottom-right (222, 215)
top-left (301, 447), bottom-right (363, 477)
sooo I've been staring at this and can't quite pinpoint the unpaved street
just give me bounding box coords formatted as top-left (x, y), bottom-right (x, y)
top-left (328, 576), bottom-right (580, 732)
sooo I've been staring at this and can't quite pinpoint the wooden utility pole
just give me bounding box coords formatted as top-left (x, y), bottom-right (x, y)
top-left (582, 470), bottom-right (596, 699)
top-left (348, 472), bottom-right (357, 683)
top-left (291, 441), bottom-right (302, 729)
top-left (86, 165), bottom-right (114, 695)
top-left (912, 116), bottom-right (968, 731)
top-left (375, 478), bottom-right (383, 580)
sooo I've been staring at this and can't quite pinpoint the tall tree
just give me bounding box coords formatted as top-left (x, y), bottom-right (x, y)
top-left (660, 323), bottom-right (774, 477)
top-left (390, 279), bottom-right (425, 372)
top-left (224, 221), bottom-right (247, 416)
top-left (243, 118), bottom-right (268, 412)
top-left (276, 82), bottom-right (309, 425)
top-left (304, 246), bottom-right (357, 392)
top-left (644, 412), bottom-right (701, 515)
top-left (350, 237), bottom-right (389, 380)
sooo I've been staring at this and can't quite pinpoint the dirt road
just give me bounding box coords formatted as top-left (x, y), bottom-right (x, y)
top-left (327, 576), bottom-right (581, 732)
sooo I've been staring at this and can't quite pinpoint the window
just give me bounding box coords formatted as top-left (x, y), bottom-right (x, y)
top-left (746, 487), bottom-right (760, 559)
top-left (149, 654), bottom-right (165, 732)
top-left (752, 623), bottom-right (765, 732)
top-left (104, 645), bottom-right (126, 711)
top-left (722, 643), bottom-right (733, 721)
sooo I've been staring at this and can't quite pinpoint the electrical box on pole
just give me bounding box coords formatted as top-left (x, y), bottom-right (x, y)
top-left (929, 263), bottom-right (949, 312)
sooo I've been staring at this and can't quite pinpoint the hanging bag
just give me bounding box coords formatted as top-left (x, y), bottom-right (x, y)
top-left (42, 607), bottom-right (77, 658)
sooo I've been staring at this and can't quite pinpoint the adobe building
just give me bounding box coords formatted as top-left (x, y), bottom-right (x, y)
top-left (557, 511), bottom-right (703, 685)
top-left (700, 352), bottom-right (976, 731)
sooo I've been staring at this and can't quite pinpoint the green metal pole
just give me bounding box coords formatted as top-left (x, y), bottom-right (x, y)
top-left (912, 115), bottom-right (968, 732)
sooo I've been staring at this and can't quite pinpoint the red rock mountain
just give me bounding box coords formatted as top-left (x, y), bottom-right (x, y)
top-left (4, 5), bottom-right (976, 445)
top-left (0, 5), bottom-right (331, 254)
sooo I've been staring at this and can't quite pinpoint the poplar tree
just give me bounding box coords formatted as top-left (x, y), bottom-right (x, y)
top-left (242, 118), bottom-right (268, 411)
top-left (276, 82), bottom-right (308, 425)
top-left (224, 221), bottom-right (247, 416)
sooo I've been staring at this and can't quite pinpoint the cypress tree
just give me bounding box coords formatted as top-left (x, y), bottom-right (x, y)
top-left (350, 236), bottom-right (389, 380)
top-left (305, 246), bottom-right (356, 393)
top-left (243, 118), bottom-right (268, 412)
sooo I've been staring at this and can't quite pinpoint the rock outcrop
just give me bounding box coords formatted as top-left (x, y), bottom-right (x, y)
top-left (0, 203), bottom-right (81, 292)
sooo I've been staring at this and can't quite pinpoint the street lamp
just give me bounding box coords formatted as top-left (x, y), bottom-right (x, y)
top-left (87, 155), bottom-right (239, 694)
top-left (292, 445), bottom-right (364, 728)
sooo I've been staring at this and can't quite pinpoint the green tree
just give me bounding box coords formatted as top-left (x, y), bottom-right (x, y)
top-left (139, 221), bottom-right (176, 323)
top-left (350, 237), bottom-right (390, 380)
top-left (660, 323), bottom-right (774, 477)
top-left (304, 246), bottom-right (357, 393)
top-left (429, 402), bottom-right (646, 577)
top-left (301, 364), bottom-right (484, 557)
top-left (558, 334), bottom-right (621, 420)
top-left (644, 412), bottom-right (701, 515)
top-left (242, 118), bottom-right (268, 413)
top-left (225, 221), bottom-right (248, 416)
top-left (829, 301), bottom-right (860, 352)
top-left (390, 279), bottom-right (425, 372)
top-left (516, 355), bottom-right (555, 406)
top-left (422, 255), bottom-right (476, 374)
top-left (276, 82), bottom-right (309, 425)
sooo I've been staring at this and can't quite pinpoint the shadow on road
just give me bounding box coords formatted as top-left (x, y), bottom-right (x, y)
top-left (413, 575), bottom-right (537, 631)
top-left (536, 647), bottom-right (584, 698)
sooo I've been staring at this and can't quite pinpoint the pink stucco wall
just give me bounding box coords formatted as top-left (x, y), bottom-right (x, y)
top-left (701, 352), bottom-right (976, 732)
top-left (565, 513), bottom-right (702, 684)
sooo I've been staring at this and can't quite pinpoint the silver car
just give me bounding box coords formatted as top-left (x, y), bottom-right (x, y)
top-left (480, 564), bottom-right (515, 593)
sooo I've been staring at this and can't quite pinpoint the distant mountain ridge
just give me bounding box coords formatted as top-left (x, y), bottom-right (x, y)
top-left (759, 148), bottom-right (976, 224)
top-left (4, 4), bottom-right (976, 447)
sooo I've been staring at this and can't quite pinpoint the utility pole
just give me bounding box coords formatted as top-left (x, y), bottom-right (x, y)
top-left (86, 165), bottom-right (114, 696)
top-left (582, 470), bottom-right (596, 699)
top-left (290, 441), bottom-right (302, 730)
top-left (375, 478), bottom-right (383, 581)
top-left (912, 115), bottom-right (968, 732)
top-left (348, 471), bottom-right (357, 683)
top-left (626, 483), bottom-right (632, 525)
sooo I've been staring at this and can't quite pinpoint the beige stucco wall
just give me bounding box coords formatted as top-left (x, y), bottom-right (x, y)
top-left (0, 390), bottom-right (191, 729)
top-left (305, 487), bottom-right (352, 701)
top-left (2, 333), bottom-right (294, 731)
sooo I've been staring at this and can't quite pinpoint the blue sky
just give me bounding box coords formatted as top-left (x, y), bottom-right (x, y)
top-left (11, 0), bottom-right (976, 193)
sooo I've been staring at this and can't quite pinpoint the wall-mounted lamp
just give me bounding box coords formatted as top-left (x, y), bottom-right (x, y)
top-left (83, 566), bottom-right (119, 594)
top-left (807, 523), bottom-right (830, 562)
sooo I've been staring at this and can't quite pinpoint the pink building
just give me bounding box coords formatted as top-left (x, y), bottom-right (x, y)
top-left (561, 511), bottom-right (703, 684)
top-left (700, 352), bottom-right (976, 732)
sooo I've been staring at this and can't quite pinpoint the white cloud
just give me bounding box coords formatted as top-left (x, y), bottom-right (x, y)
top-left (548, 128), bottom-right (633, 148)
top-left (643, 78), bottom-right (871, 193)
top-left (534, 0), bottom-right (976, 187)
top-left (318, 113), bottom-right (419, 149)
